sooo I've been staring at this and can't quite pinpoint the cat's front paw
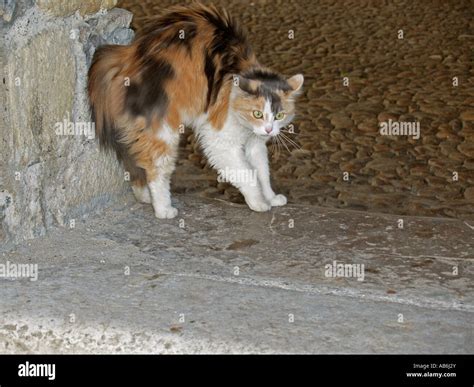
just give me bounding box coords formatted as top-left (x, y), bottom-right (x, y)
top-left (270, 194), bottom-right (287, 207)
top-left (154, 206), bottom-right (178, 219)
top-left (246, 198), bottom-right (271, 212)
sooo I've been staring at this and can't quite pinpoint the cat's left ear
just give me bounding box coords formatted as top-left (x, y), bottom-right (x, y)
top-left (286, 74), bottom-right (304, 96)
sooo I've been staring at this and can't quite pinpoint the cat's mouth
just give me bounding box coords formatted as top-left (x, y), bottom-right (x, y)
top-left (255, 132), bottom-right (275, 140)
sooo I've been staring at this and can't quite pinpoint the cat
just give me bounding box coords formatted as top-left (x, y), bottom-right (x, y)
top-left (88, 2), bottom-right (303, 219)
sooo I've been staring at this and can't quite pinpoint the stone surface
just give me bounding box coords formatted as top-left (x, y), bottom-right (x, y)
top-left (0, 4), bottom-right (134, 247)
top-left (0, 194), bottom-right (473, 353)
top-left (0, 0), bottom-right (17, 22)
top-left (118, 0), bottom-right (474, 220)
top-left (460, 110), bottom-right (474, 122)
top-left (37, 0), bottom-right (118, 17)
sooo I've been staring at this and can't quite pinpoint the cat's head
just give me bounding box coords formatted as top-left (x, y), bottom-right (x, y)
top-left (231, 70), bottom-right (304, 137)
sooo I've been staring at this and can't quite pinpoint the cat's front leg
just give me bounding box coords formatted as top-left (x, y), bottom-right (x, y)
top-left (245, 138), bottom-right (287, 207)
top-left (204, 138), bottom-right (271, 212)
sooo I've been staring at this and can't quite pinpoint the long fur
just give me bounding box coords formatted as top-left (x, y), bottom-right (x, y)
top-left (88, 3), bottom-right (258, 186)
top-left (88, 2), bottom-right (302, 218)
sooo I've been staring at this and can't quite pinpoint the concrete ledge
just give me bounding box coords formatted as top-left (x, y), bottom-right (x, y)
top-left (1, 194), bottom-right (472, 353)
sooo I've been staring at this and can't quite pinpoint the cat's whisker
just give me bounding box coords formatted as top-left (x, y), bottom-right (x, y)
top-left (270, 137), bottom-right (280, 159)
top-left (279, 132), bottom-right (301, 149)
top-left (276, 133), bottom-right (291, 153)
top-left (280, 130), bottom-right (295, 138)
top-left (283, 137), bottom-right (301, 150)
top-left (279, 134), bottom-right (299, 152)
top-left (280, 133), bottom-right (301, 148)
top-left (271, 136), bottom-right (280, 158)
top-left (269, 138), bottom-right (276, 156)
top-left (277, 133), bottom-right (292, 150)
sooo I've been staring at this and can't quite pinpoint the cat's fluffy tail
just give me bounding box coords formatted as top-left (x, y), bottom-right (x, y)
top-left (88, 45), bottom-right (147, 185)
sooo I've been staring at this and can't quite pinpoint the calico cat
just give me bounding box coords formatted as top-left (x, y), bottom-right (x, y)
top-left (88, 3), bottom-right (303, 218)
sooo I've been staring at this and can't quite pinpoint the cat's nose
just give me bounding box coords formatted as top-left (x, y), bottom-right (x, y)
top-left (264, 125), bottom-right (273, 134)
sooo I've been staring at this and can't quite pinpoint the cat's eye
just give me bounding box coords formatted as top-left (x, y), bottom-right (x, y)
top-left (275, 112), bottom-right (286, 120)
top-left (253, 110), bottom-right (263, 119)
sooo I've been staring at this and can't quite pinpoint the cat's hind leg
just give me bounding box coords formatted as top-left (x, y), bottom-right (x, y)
top-left (131, 184), bottom-right (152, 204)
top-left (132, 123), bottom-right (180, 219)
top-left (148, 153), bottom-right (178, 219)
top-left (149, 125), bottom-right (180, 219)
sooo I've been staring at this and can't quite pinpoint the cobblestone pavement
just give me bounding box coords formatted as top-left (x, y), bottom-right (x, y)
top-left (118, 0), bottom-right (474, 219)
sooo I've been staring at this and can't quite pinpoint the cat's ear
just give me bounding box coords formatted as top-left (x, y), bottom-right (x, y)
top-left (287, 74), bottom-right (304, 96)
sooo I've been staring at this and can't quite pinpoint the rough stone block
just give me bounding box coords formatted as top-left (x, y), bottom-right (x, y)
top-left (1, 5), bottom-right (134, 248)
top-left (36, 0), bottom-right (118, 17)
top-left (0, 0), bottom-right (17, 22)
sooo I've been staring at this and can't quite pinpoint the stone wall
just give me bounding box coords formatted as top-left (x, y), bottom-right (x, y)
top-left (0, 0), bottom-right (134, 249)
